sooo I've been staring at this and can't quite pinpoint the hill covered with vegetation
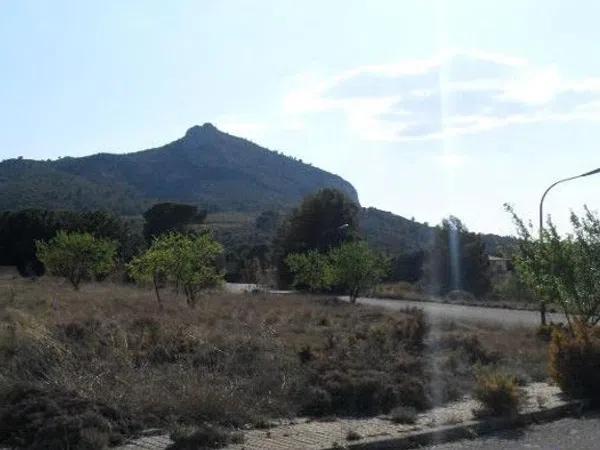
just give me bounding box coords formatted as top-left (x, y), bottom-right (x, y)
top-left (0, 123), bottom-right (358, 214)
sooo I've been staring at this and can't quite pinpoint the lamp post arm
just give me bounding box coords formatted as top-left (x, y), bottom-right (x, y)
top-left (539, 175), bottom-right (581, 239)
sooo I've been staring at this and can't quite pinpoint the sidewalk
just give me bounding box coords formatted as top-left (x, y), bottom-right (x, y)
top-left (118, 383), bottom-right (576, 450)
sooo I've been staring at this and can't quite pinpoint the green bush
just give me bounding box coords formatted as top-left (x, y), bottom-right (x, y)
top-left (36, 231), bottom-right (117, 290)
top-left (474, 370), bottom-right (521, 416)
top-left (549, 323), bottom-right (600, 399)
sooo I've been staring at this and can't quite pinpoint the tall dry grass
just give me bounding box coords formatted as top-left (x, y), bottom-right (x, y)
top-left (0, 276), bottom-right (548, 437)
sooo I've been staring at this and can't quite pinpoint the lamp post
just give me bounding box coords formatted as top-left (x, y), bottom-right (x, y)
top-left (538, 167), bottom-right (600, 325)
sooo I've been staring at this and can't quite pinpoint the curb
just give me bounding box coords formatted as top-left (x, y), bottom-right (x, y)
top-left (333, 399), bottom-right (588, 450)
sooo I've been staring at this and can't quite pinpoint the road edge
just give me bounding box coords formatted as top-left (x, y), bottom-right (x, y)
top-left (337, 398), bottom-right (588, 450)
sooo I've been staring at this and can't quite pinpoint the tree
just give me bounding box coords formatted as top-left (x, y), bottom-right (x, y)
top-left (507, 205), bottom-right (600, 330)
top-left (36, 231), bottom-right (117, 290)
top-left (143, 203), bottom-right (207, 242)
top-left (127, 238), bottom-right (173, 309)
top-left (285, 250), bottom-right (334, 292)
top-left (165, 233), bottom-right (224, 307)
top-left (387, 251), bottom-right (425, 283)
top-left (328, 241), bottom-right (388, 303)
top-left (0, 209), bottom-right (142, 277)
top-left (128, 232), bottom-right (224, 308)
top-left (274, 188), bottom-right (359, 286)
top-left (423, 216), bottom-right (491, 297)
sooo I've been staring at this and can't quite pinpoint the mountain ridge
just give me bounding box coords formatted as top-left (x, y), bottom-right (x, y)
top-left (0, 124), bottom-right (515, 255)
top-left (0, 123), bottom-right (358, 214)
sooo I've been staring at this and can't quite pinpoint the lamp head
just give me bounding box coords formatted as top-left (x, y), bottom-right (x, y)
top-left (580, 168), bottom-right (600, 177)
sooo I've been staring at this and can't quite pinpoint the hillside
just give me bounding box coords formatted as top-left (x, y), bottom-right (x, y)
top-left (0, 124), bottom-right (358, 214)
top-left (0, 124), bottom-right (515, 256)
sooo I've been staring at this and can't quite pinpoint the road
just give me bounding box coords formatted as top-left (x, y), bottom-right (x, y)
top-left (224, 283), bottom-right (565, 327)
top-left (422, 413), bottom-right (600, 449)
top-left (353, 297), bottom-right (566, 327)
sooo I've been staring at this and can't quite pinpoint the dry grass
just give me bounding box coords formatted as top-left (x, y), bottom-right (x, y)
top-left (0, 276), bottom-right (549, 442)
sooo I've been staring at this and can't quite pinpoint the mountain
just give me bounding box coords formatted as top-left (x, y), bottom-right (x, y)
top-left (360, 207), bottom-right (517, 256)
top-left (0, 123), bottom-right (358, 214)
top-left (0, 124), bottom-right (515, 256)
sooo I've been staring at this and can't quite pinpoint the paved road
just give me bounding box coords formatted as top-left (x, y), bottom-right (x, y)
top-left (422, 413), bottom-right (600, 449)
top-left (353, 297), bottom-right (566, 327)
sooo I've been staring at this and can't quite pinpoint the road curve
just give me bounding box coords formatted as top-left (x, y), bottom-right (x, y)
top-left (352, 297), bottom-right (566, 327)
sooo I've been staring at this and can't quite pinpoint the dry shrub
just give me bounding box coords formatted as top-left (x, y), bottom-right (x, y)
top-left (389, 405), bottom-right (418, 424)
top-left (549, 322), bottom-right (600, 399)
top-left (167, 424), bottom-right (243, 449)
top-left (298, 309), bottom-right (429, 417)
top-left (536, 322), bottom-right (566, 342)
top-left (0, 384), bottom-right (140, 449)
top-left (474, 369), bottom-right (521, 417)
top-left (434, 333), bottom-right (499, 365)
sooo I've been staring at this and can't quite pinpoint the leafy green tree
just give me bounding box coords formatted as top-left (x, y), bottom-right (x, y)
top-left (143, 203), bottom-right (207, 242)
top-left (164, 233), bottom-right (224, 307)
top-left (507, 205), bottom-right (600, 329)
top-left (128, 232), bottom-right (224, 308)
top-left (127, 238), bottom-right (173, 309)
top-left (275, 188), bottom-right (359, 286)
top-left (286, 250), bottom-right (334, 292)
top-left (36, 231), bottom-right (117, 290)
top-left (423, 216), bottom-right (491, 297)
top-left (328, 241), bottom-right (388, 303)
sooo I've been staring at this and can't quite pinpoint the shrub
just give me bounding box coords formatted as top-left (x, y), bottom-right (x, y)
top-left (549, 323), bottom-right (600, 399)
top-left (0, 385), bottom-right (140, 449)
top-left (300, 368), bottom-right (401, 416)
top-left (536, 322), bottom-right (566, 342)
top-left (435, 333), bottom-right (498, 365)
top-left (389, 405), bottom-right (417, 424)
top-left (346, 430), bottom-right (362, 441)
top-left (391, 308), bottom-right (428, 349)
top-left (167, 424), bottom-right (243, 450)
top-left (474, 370), bottom-right (521, 416)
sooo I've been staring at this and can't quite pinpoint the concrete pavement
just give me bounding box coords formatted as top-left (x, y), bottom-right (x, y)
top-left (423, 412), bottom-right (600, 449)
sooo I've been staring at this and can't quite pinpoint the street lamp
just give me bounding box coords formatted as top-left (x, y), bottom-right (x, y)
top-left (538, 167), bottom-right (600, 325)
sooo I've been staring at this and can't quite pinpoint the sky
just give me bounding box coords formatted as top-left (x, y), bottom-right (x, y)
top-left (2, 0), bottom-right (600, 235)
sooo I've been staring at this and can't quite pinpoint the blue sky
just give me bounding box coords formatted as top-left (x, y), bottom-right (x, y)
top-left (2, 0), bottom-right (600, 235)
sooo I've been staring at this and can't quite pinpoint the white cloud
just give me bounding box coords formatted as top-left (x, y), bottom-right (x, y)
top-left (283, 50), bottom-right (600, 141)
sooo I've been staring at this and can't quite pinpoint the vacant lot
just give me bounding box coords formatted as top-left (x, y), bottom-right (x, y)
top-left (0, 277), bottom-right (548, 446)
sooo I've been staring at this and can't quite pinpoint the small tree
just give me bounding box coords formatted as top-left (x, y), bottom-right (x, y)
top-left (167, 233), bottom-right (224, 307)
top-left (127, 239), bottom-right (173, 309)
top-left (128, 232), bottom-right (224, 308)
top-left (286, 250), bottom-right (333, 292)
top-left (507, 205), bottom-right (600, 329)
top-left (329, 241), bottom-right (388, 303)
top-left (36, 231), bottom-right (117, 290)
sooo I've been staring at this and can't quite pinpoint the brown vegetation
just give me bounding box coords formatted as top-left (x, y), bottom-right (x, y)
top-left (0, 277), bottom-right (548, 447)
top-left (549, 322), bottom-right (600, 399)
